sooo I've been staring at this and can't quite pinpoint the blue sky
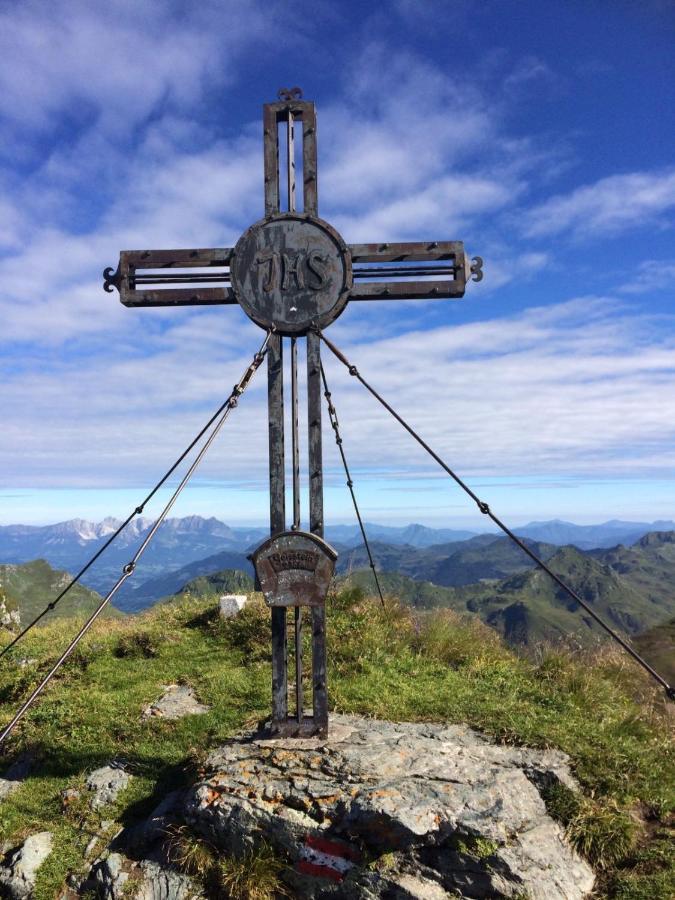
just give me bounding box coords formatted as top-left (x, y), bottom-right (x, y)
top-left (1, 0), bottom-right (674, 528)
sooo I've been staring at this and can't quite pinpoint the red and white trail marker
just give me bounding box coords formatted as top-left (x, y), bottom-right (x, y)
top-left (296, 833), bottom-right (361, 882)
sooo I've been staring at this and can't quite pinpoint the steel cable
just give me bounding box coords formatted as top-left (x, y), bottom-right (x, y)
top-left (320, 363), bottom-right (385, 608)
top-left (0, 333), bottom-right (271, 744)
top-left (0, 341), bottom-right (273, 663)
top-left (318, 330), bottom-right (674, 701)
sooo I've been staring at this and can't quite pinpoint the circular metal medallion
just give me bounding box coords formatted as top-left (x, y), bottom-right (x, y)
top-left (230, 214), bottom-right (352, 335)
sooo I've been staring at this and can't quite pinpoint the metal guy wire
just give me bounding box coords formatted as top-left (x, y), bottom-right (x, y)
top-left (320, 363), bottom-right (385, 608)
top-left (0, 333), bottom-right (271, 745)
top-left (318, 330), bottom-right (674, 701)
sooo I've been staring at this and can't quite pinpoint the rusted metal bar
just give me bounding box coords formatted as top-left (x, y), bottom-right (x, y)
top-left (268, 333), bottom-right (287, 726)
top-left (118, 288), bottom-right (235, 307)
top-left (347, 241), bottom-right (478, 301)
top-left (307, 332), bottom-right (323, 536)
top-left (295, 606), bottom-right (303, 722)
top-left (265, 98), bottom-right (317, 217)
top-left (264, 103), bottom-right (280, 216)
top-left (307, 330), bottom-right (327, 734)
top-left (103, 248), bottom-right (236, 308)
top-left (122, 248), bottom-right (233, 267)
top-left (349, 282), bottom-right (466, 301)
top-left (291, 337), bottom-right (301, 531)
top-left (287, 107), bottom-right (296, 213)
top-left (349, 240), bottom-right (464, 262)
top-left (286, 107), bottom-right (304, 729)
top-left (302, 102), bottom-right (318, 215)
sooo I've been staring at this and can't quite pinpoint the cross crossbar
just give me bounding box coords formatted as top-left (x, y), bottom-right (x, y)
top-left (103, 240), bottom-right (481, 307)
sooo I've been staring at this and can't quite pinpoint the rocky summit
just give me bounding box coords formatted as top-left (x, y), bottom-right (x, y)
top-left (180, 714), bottom-right (594, 899)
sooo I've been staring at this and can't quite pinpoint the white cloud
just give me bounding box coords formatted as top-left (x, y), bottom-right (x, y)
top-left (618, 259), bottom-right (675, 295)
top-left (0, 0), bottom-right (275, 135)
top-left (524, 168), bottom-right (675, 239)
top-left (3, 298), bottom-right (675, 492)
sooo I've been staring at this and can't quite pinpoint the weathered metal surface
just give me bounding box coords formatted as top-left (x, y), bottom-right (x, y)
top-left (348, 240), bottom-right (463, 262)
top-left (263, 103), bottom-right (280, 216)
top-left (267, 333), bottom-right (287, 723)
top-left (251, 531), bottom-right (337, 608)
top-left (294, 605), bottom-right (303, 722)
top-left (301, 103), bottom-right (318, 216)
top-left (347, 241), bottom-right (477, 301)
top-left (271, 607), bottom-right (288, 722)
top-left (290, 337), bottom-right (301, 530)
top-left (267, 333), bottom-right (287, 722)
top-left (307, 331), bottom-right (328, 733)
top-left (307, 332), bottom-right (323, 536)
top-left (287, 106), bottom-right (296, 213)
top-left (264, 97), bottom-right (317, 217)
top-left (103, 240), bottom-right (483, 307)
top-left (267, 335), bottom-right (285, 535)
top-left (230, 214), bottom-right (352, 335)
top-left (104, 248), bottom-right (236, 308)
top-left (101, 91), bottom-right (485, 741)
top-left (311, 605), bottom-right (328, 732)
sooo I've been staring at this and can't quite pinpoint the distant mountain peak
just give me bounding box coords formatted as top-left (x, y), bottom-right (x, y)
top-left (635, 531), bottom-right (675, 548)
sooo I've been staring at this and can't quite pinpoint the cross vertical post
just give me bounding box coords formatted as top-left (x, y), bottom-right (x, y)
top-left (259, 91), bottom-right (331, 736)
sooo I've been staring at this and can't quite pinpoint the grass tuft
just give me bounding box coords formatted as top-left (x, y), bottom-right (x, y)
top-left (166, 823), bottom-right (218, 878)
top-left (215, 842), bottom-right (289, 900)
top-left (114, 631), bottom-right (161, 659)
top-left (566, 800), bottom-right (637, 870)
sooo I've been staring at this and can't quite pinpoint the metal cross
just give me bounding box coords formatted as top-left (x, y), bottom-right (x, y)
top-left (103, 88), bottom-right (482, 737)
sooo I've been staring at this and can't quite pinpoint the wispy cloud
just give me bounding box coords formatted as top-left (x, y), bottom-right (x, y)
top-left (524, 168), bottom-right (675, 239)
top-left (3, 297), bottom-right (675, 491)
top-left (618, 259), bottom-right (675, 295)
top-left (0, 0), bottom-right (275, 137)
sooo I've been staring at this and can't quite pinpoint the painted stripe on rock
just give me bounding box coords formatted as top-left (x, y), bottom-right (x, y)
top-left (296, 834), bottom-right (360, 881)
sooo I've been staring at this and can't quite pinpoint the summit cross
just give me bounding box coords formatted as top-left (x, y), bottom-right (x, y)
top-left (103, 88), bottom-right (483, 737)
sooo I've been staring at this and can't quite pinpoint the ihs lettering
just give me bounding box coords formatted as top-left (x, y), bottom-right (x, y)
top-left (256, 250), bottom-right (328, 292)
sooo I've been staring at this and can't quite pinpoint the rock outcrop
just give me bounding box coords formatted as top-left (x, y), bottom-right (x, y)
top-left (80, 715), bottom-right (595, 899)
top-left (178, 714), bottom-right (595, 899)
top-left (87, 763), bottom-right (132, 810)
top-left (142, 684), bottom-right (210, 720)
top-left (91, 854), bottom-right (200, 900)
top-left (0, 832), bottom-right (53, 899)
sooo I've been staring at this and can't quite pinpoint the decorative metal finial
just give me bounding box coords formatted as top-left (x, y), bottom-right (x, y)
top-left (278, 86), bottom-right (303, 101)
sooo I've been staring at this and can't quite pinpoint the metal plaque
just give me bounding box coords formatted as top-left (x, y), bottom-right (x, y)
top-left (251, 530), bottom-right (337, 607)
top-left (230, 214), bottom-right (352, 335)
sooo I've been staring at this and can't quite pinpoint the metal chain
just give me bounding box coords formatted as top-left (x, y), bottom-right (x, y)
top-left (0, 333), bottom-right (271, 745)
top-left (320, 363), bottom-right (385, 608)
top-left (0, 342), bottom-right (275, 663)
top-left (318, 330), bottom-right (674, 701)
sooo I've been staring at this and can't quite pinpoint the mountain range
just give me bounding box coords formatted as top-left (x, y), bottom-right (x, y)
top-left (2, 516), bottom-right (675, 620)
top-left (159, 533), bottom-right (675, 672)
top-left (1, 517), bottom-right (674, 681)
